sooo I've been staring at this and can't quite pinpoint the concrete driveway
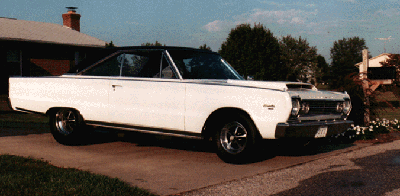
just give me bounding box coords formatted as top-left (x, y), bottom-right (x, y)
top-left (0, 112), bottom-right (370, 196)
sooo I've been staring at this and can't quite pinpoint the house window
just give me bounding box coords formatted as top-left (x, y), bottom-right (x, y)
top-left (6, 49), bottom-right (21, 76)
top-left (7, 49), bottom-right (19, 62)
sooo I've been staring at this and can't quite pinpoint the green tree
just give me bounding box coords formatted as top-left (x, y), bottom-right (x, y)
top-left (279, 35), bottom-right (318, 83)
top-left (316, 55), bottom-right (329, 84)
top-left (199, 44), bottom-right (212, 51)
top-left (330, 37), bottom-right (369, 89)
top-left (105, 41), bottom-right (115, 47)
top-left (219, 23), bottom-right (283, 81)
top-left (141, 41), bottom-right (165, 46)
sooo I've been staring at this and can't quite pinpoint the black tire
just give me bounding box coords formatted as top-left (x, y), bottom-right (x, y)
top-left (214, 113), bottom-right (258, 163)
top-left (49, 108), bottom-right (86, 145)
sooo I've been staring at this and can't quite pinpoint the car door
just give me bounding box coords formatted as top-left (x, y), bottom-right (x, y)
top-left (108, 50), bottom-right (186, 131)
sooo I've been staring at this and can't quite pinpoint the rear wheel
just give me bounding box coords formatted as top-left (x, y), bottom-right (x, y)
top-left (214, 113), bottom-right (258, 163)
top-left (49, 108), bottom-right (85, 145)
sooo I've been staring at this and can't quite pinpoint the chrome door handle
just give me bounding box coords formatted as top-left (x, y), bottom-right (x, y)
top-left (112, 85), bottom-right (122, 91)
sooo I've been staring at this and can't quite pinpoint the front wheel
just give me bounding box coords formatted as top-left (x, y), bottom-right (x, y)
top-left (49, 108), bottom-right (85, 145)
top-left (214, 114), bottom-right (258, 163)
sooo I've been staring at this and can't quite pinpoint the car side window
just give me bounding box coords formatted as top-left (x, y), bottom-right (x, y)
top-left (82, 50), bottom-right (177, 79)
top-left (160, 55), bottom-right (176, 79)
top-left (82, 53), bottom-right (122, 76)
top-left (120, 53), bottom-right (149, 77)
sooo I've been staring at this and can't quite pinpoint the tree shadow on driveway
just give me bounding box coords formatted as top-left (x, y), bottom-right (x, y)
top-left (272, 149), bottom-right (400, 196)
top-left (272, 138), bottom-right (356, 156)
top-left (87, 127), bottom-right (216, 153)
top-left (0, 111), bottom-right (358, 164)
top-left (0, 111), bottom-right (49, 137)
top-left (86, 127), bottom-right (358, 164)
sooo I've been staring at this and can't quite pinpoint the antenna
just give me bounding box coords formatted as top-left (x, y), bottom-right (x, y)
top-left (375, 36), bottom-right (394, 53)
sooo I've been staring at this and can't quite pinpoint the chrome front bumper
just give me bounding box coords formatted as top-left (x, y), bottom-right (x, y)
top-left (275, 120), bottom-right (353, 139)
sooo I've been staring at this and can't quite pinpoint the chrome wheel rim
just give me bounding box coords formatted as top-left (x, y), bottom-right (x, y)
top-left (55, 109), bottom-right (77, 136)
top-left (220, 121), bottom-right (247, 154)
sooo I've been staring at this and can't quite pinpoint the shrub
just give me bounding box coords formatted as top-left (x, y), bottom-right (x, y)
top-left (350, 118), bottom-right (400, 140)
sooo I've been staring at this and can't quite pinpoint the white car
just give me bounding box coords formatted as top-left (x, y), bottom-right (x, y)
top-left (8, 46), bottom-right (353, 163)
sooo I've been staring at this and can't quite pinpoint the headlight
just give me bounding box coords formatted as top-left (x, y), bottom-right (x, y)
top-left (343, 99), bottom-right (352, 115)
top-left (300, 102), bottom-right (310, 114)
top-left (291, 98), bottom-right (300, 117)
top-left (336, 102), bottom-right (344, 113)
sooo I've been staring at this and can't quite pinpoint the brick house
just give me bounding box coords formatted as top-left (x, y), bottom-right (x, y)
top-left (0, 8), bottom-right (106, 95)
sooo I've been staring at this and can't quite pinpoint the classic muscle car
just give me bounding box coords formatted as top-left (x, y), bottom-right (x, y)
top-left (8, 46), bottom-right (353, 163)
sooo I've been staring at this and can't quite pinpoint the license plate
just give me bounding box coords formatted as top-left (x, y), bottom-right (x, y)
top-left (315, 126), bottom-right (328, 138)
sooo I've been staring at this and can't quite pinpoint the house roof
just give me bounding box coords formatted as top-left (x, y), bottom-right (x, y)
top-left (0, 17), bottom-right (106, 47)
top-left (355, 53), bottom-right (391, 68)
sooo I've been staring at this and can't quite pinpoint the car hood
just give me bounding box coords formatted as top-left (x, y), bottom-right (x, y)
top-left (193, 80), bottom-right (350, 101)
top-left (226, 80), bottom-right (291, 91)
top-left (287, 90), bottom-right (350, 101)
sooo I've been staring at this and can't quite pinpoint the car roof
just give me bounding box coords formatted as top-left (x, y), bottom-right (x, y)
top-left (101, 46), bottom-right (216, 53)
top-left (68, 46), bottom-right (217, 74)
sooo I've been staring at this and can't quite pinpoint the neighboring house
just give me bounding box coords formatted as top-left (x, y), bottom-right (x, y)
top-left (355, 52), bottom-right (399, 111)
top-left (355, 53), bottom-right (396, 81)
top-left (0, 8), bottom-right (107, 94)
top-left (355, 53), bottom-right (391, 68)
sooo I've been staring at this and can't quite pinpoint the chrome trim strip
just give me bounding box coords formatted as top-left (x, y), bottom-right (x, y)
top-left (14, 107), bottom-right (46, 116)
top-left (277, 120), bottom-right (354, 128)
top-left (164, 50), bottom-right (183, 80)
top-left (86, 121), bottom-right (202, 139)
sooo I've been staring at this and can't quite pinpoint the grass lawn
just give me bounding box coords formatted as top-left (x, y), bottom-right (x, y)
top-left (0, 155), bottom-right (156, 196)
top-left (371, 108), bottom-right (400, 120)
top-left (371, 91), bottom-right (400, 120)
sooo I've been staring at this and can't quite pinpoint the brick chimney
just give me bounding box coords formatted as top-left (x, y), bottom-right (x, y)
top-left (62, 7), bottom-right (81, 32)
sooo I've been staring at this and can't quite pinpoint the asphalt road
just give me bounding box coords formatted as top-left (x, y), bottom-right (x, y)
top-left (0, 112), bottom-right (372, 196)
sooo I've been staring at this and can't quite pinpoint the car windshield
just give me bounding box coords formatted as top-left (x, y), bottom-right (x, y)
top-left (167, 50), bottom-right (244, 80)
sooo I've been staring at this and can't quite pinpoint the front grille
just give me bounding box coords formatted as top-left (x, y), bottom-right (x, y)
top-left (307, 100), bottom-right (342, 115)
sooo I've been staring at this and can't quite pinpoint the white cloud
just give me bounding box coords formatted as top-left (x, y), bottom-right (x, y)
top-left (243, 8), bottom-right (318, 25)
top-left (291, 17), bottom-right (304, 24)
top-left (375, 8), bottom-right (400, 17)
top-left (203, 8), bottom-right (318, 32)
top-left (338, 0), bottom-right (357, 3)
top-left (260, 1), bottom-right (317, 8)
top-left (203, 20), bottom-right (231, 32)
top-left (125, 21), bottom-right (143, 26)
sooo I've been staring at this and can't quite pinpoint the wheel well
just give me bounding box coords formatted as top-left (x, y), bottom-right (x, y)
top-left (201, 108), bottom-right (260, 141)
top-left (46, 107), bottom-right (79, 116)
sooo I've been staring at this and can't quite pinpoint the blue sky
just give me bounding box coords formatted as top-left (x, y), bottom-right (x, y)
top-left (2, 0), bottom-right (400, 63)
